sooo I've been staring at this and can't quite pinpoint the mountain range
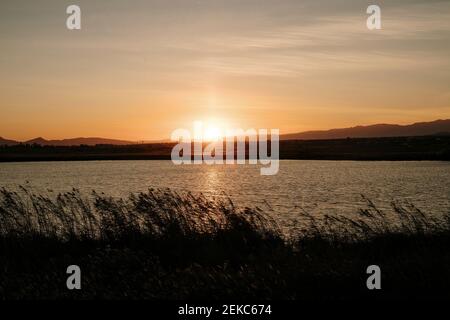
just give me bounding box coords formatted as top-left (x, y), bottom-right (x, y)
top-left (281, 119), bottom-right (450, 140)
top-left (1, 119), bottom-right (450, 146)
top-left (0, 137), bottom-right (134, 146)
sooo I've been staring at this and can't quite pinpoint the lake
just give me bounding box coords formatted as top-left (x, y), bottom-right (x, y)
top-left (0, 160), bottom-right (449, 233)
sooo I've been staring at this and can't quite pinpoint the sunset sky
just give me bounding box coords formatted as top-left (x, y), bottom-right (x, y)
top-left (1, 0), bottom-right (450, 141)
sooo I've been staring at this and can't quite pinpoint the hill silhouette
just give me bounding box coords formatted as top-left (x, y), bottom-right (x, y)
top-left (1, 119), bottom-right (450, 146)
top-left (0, 137), bottom-right (19, 146)
top-left (281, 119), bottom-right (450, 140)
top-left (0, 137), bottom-right (134, 146)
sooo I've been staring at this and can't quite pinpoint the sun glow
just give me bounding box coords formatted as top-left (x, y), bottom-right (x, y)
top-left (193, 119), bottom-right (228, 142)
top-left (203, 126), bottom-right (222, 141)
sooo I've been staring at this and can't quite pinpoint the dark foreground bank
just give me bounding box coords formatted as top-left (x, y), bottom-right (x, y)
top-left (0, 187), bottom-right (449, 299)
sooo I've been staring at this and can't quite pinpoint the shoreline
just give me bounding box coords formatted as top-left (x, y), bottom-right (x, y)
top-left (0, 157), bottom-right (449, 163)
top-left (1, 136), bottom-right (449, 162)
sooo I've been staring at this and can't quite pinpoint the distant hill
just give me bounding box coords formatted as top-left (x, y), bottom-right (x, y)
top-left (0, 137), bottom-right (19, 146)
top-left (2, 119), bottom-right (450, 146)
top-left (0, 137), bottom-right (134, 146)
top-left (23, 137), bottom-right (134, 146)
top-left (281, 119), bottom-right (450, 140)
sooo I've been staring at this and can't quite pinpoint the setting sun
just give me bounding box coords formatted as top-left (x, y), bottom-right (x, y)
top-left (193, 119), bottom-right (229, 142)
top-left (203, 126), bottom-right (222, 142)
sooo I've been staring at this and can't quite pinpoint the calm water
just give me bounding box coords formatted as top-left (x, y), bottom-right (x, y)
top-left (0, 160), bottom-right (449, 232)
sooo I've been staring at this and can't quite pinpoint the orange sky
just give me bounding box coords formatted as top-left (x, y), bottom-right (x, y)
top-left (1, 0), bottom-right (450, 141)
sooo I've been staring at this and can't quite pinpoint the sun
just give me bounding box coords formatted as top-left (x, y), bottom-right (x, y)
top-left (193, 119), bottom-right (228, 142)
top-left (203, 126), bottom-right (222, 141)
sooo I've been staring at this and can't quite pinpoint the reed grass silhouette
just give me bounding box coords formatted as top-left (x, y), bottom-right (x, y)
top-left (0, 187), bottom-right (449, 299)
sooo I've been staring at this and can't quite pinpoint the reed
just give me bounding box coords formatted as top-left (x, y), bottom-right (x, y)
top-left (0, 187), bottom-right (449, 299)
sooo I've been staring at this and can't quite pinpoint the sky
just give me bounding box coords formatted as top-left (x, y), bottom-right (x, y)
top-left (1, 0), bottom-right (450, 141)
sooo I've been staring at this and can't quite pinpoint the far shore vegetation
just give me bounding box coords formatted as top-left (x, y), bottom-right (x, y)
top-left (0, 136), bottom-right (450, 162)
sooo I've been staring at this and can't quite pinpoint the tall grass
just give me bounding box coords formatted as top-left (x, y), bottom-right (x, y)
top-left (295, 194), bottom-right (448, 242)
top-left (0, 187), bottom-right (281, 245)
top-left (0, 187), bottom-right (449, 299)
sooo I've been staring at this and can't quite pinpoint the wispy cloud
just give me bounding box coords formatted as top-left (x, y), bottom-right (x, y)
top-left (160, 1), bottom-right (450, 76)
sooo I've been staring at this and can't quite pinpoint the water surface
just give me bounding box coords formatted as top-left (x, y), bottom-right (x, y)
top-left (1, 160), bottom-right (449, 232)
